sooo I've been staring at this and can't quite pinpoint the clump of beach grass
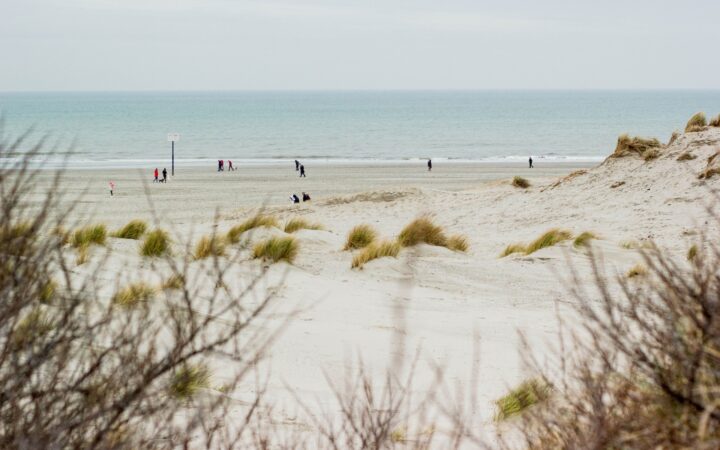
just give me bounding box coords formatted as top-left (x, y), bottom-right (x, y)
top-left (611, 134), bottom-right (662, 158)
top-left (193, 235), bottom-right (226, 260)
top-left (685, 112), bottom-right (707, 132)
top-left (687, 244), bottom-right (698, 262)
top-left (677, 152), bottom-right (697, 161)
top-left (170, 364), bottom-right (211, 400)
top-left (397, 216), bottom-right (447, 247)
top-left (283, 217), bottom-right (323, 233)
top-left (12, 308), bottom-right (54, 349)
top-left (710, 114), bottom-right (720, 127)
top-left (111, 219), bottom-right (148, 240)
top-left (351, 240), bottom-right (401, 269)
top-left (40, 279), bottom-right (57, 304)
top-left (447, 234), bottom-right (469, 252)
top-left (494, 378), bottom-right (552, 422)
top-left (71, 224), bottom-right (107, 248)
top-left (161, 274), bottom-right (184, 290)
top-left (112, 282), bottom-right (157, 308)
top-left (343, 224), bottom-right (377, 250)
top-left (500, 243), bottom-right (526, 258)
top-left (141, 229), bottom-right (170, 257)
top-left (573, 231), bottom-right (598, 248)
top-left (524, 229), bottom-right (573, 255)
top-left (643, 148), bottom-right (661, 161)
top-left (668, 130), bottom-right (680, 146)
top-left (627, 264), bottom-right (647, 278)
top-left (252, 236), bottom-right (298, 263)
top-left (512, 176), bottom-right (530, 189)
top-left (227, 215), bottom-right (278, 244)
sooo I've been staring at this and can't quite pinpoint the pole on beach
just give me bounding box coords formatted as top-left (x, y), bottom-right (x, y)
top-left (167, 133), bottom-right (180, 176)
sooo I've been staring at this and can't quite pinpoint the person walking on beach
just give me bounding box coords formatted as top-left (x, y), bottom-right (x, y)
top-left (302, 192), bottom-right (311, 202)
top-left (228, 160), bottom-right (235, 171)
top-left (295, 160), bottom-right (300, 171)
top-left (529, 156), bottom-right (534, 169)
top-left (299, 164), bottom-right (306, 177)
top-left (154, 168), bottom-right (159, 182)
top-left (109, 181), bottom-right (115, 196)
top-left (290, 194), bottom-right (300, 203)
top-left (162, 168), bottom-right (167, 183)
top-left (428, 159), bottom-right (432, 172)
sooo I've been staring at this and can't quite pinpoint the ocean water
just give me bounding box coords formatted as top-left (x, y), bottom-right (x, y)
top-left (1, 90), bottom-right (719, 168)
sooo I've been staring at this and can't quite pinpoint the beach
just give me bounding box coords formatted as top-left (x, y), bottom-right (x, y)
top-left (23, 125), bottom-right (720, 441)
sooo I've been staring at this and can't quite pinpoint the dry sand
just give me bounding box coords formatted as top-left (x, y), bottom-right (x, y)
top-left (29, 128), bottom-right (720, 441)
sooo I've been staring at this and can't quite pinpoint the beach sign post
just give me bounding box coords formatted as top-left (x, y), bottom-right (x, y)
top-left (167, 133), bottom-right (180, 176)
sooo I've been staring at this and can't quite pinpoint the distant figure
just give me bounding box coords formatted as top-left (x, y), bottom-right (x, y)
top-left (109, 181), bottom-right (115, 196)
top-left (295, 160), bottom-right (300, 171)
top-left (221, 160), bottom-right (224, 171)
top-left (299, 164), bottom-right (306, 177)
top-left (290, 194), bottom-right (300, 204)
top-left (162, 168), bottom-right (167, 183)
top-left (427, 159), bottom-right (432, 171)
top-left (529, 157), bottom-right (534, 169)
top-left (154, 168), bottom-right (159, 182)
top-left (302, 192), bottom-right (311, 202)
top-left (228, 160), bottom-right (235, 171)
top-left (218, 160), bottom-right (222, 172)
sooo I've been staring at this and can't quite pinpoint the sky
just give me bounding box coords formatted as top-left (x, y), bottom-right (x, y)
top-left (2, 0), bottom-right (720, 91)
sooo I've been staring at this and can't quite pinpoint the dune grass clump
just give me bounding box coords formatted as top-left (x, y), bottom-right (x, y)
top-left (494, 378), bottom-right (552, 421)
top-left (351, 240), bottom-right (401, 269)
top-left (642, 148), bottom-right (661, 161)
top-left (161, 274), bottom-right (184, 290)
top-left (668, 130), bottom-right (680, 146)
top-left (500, 243), bottom-right (526, 258)
top-left (677, 151), bottom-right (697, 161)
top-left (343, 224), bottom-right (378, 250)
top-left (397, 216), bottom-right (447, 248)
top-left (40, 279), bottom-right (57, 304)
top-left (112, 282), bottom-right (157, 308)
top-left (685, 112), bottom-right (707, 132)
top-left (573, 231), bottom-right (598, 248)
top-left (71, 224), bottom-right (107, 248)
top-left (111, 220), bottom-right (148, 240)
top-left (687, 244), bottom-right (698, 262)
top-left (252, 236), bottom-right (298, 263)
top-left (710, 114), bottom-right (720, 127)
top-left (193, 235), bottom-right (226, 260)
top-left (227, 215), bottom-right (278, 244)
top-left (627, 264), bottom-right (647, 278)
top-left (12, 308), bottom-right (54, 349)
top-left (512, 176), bottom-right (530, 189)
top-left (170, 364), bottom-right (211, 400)
top-left (283, 217), bottom-right (323, 233)
top-left (611, 134), bottom-right (662, 158)
top-left (141, 229), bottom-right (170, 257)
top-left (524, 229), bottom-right (573, 255)
top-left (447, 234), bottom-right (469, 252)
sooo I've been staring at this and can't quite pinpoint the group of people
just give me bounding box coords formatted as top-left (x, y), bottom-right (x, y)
top-left (290, 192), bottom-right (311, 203)
top-left (294, 160), bottom-right (306, 177)
top-left (153, 168), bottom-right (168, 183)
top-left (217, 160), bottom-right (235, 171)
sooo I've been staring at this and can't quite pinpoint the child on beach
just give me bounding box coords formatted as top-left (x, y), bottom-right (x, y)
top-left (109, 181), bottom-right (115, 196)
top-left (153, 168), bottom-right (159, 182)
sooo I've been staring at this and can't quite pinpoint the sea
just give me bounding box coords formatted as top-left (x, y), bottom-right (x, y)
top-left (1, 90), bottom-right (719, 169)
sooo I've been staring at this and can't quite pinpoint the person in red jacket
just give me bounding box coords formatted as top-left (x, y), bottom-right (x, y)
top-left (153, 168), bottom-right (159, 182)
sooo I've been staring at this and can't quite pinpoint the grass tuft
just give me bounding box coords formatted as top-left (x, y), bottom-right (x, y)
top-left (141, 229), bottom-right (170, 257)
top-left (76, 246), bottom-right (89, 265)
top-left (677, 152), bottom-right (697, 161)
top-left (40, 279), bottom-right (57, 304)
top-left (642, 148), bottom-right (660, 161)
top-left (283, 217), bottom-right (323, 233)
top-left (627, 264), bottom-right (648, 278)
top-left (193, 235), bottom-right (226, 260)
top-left (447, 234), bottom-right (469, 252)
top-left (112, 282), bottom-right (157, 308)
top-left (685, 112), bottom-right (707, 132)
top-left (687, 244), bottom-right (698, 261)
top-left (612, 134), bottom-right (662, 158)
top-left (512, 176), bottom-right (530, 188)
top-left (667, 130), bottom-right (680, 146)
top-left (170, 364), bottom-right (211, 400)
top-left (573, 231), bottom-right (598, 248)
top-left (397, 216), bottom-right (447, 247)
top-left (111, 220), bottom-right (148, 240)
top-left (500, 244), bottom-right (526, 258)
top-left (71, 224), bottom-right (107, 248)
top-left (12, 308), bottom-right (54, 348)
top-left (524, 229), bottom-right (573, 255)
top-left (161, 274), bottom-right (184, 290)
top-left (351, 240), bottom-right (401, 269)
top-left (227, 215), bottom-right (278, 243)
top-left (494, 379), bottom-right (552, 421)
top-left (252, 236), bottom-right (298, 263)
top-left (343, 224), bottom-right (378, 250)
top-left (710, 114), bottom-right (720, 127)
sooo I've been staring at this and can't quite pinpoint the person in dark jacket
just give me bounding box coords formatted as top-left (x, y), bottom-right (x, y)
top-left (290, 194), bottom-right (300, 204)
top-left (295, 160), bottom-right (300, 171)
top-left (299, 165), bottom-right (306, 177)
top-left (427, 159), bottom-right (432, 171)
top-left (162, 168), bottom-right (167, 183)
top-left (529, 156), bottom-right (534, 168)
top-left (302, 192), bottom-right (311, 202)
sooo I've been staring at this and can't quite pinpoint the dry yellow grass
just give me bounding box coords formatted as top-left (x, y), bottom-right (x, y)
top-left (710, 114), bottom-right (720, 127)
top-left (193, 235), bottom-right (226, 260)
top-left (141, 229), bottom-right (170, 257)
top-left (611, 134), bottom-right (662, 158)
top-left (112, 282), bottom-right (157, 308)
top-left (252, 236), bottom-right (298, 263)
top-left (512, 176), bottom-right (530, 188)
top-left (71, 224), bottom-right (107, 248)
top-left (170, 364), bottom-right (211, 400)
top-left (351, 240), bottom-right (401, 269)
top-left (343, 224), bottom-right (378, 250)
top-left (667, 130), bottom-right (680, 146)
top-left (161, 274), bottom-right (184, 290)
top-left (283, 217), bottom-right (323, 233)
top-left (227, 215), bottom-right (278, 243)
top-left (397, 216), bottom-right (447, 247)
top-left (685, 112), bottom-right (707, 132)
top-left (627, 264), bottom-right (647, 278)
top-left (494, 378), bottom-right (552, 422)
top-left (642, 148), bottom-right (661, 161)
top-left (677, 152), bottom-right (697, 161)
top-left (573, 231), bottom-right (597, 248)
top-left (500, 244), bottom-right (526, 257)
top-left (524, 229), bottom-right (573, 255)
top-left (447, 234), bottom-right (469, 252)
top-left (111, 220), bottom-right (148, 240)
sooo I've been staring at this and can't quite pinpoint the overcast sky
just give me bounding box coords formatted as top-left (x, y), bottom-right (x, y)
top-left (2, 0), bottom-right (719, 91)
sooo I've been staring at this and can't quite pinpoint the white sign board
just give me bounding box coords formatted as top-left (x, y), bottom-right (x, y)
top-left (167, 133), bottom-right (180, 142)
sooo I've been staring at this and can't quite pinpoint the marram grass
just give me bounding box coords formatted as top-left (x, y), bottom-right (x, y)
top-left (170, 364), bottom-right (211, 400)
top-left (685, 112), bottom-right (707, 132)
top-left (227, 215), bottom-right (278, 243)
top-left (512, 176), bottom-right (530, 188)
top-left (344, 224), bottom-right (377, 250)
top-left (398, 216), bottom-right (447, 247)
top-left (284, 217), bottom-right (323, 233)
top-left (351, 240), bottom-right (401, 269)
top-left (500, 244), bottom-right (526, 258)
top-left (252, 236), bottom-right (298, 263)
top-left (111, 220), bottom-right (148, 240)
top-left (447, 234), bottom-right (469, 252)
top-left (112, 282), bottom-right (157, 308)
top-left (627, 264), bottom-right (648, 278)
top-left (494, 379), bottom-right (552, 421)
top-left (524, 229), bottom-right (573, 255)
top-left (193, 235), bottom-right (226, 260)
top-left (71, 224), bottom-right (107, 248)
top-left (612, 134), bottom-right (662, 158)
top-left (573, 231), bottom-right (597, 248)
top-left (161, 274), bottom-right (184, 290)
top-left (141, 229), bottom-right (170, 257)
